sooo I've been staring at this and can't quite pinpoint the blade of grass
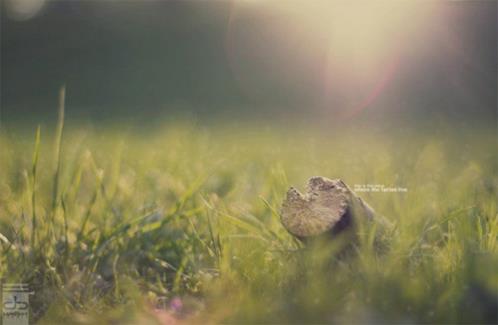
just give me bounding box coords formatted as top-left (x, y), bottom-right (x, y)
top-left (51, 84), bottom-right (66, 218)
top-left (61, 195), bottom-right (69, 263)
top-left (31, 126), bottom-right (41, 249)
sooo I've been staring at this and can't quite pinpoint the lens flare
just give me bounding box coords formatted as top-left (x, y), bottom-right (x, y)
top-left (225, 1), bottom-right (438, 118)
top-left (5, 0), bottom-right (46, 21)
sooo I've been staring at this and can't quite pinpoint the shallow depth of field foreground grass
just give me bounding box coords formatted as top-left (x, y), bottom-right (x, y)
top-left (0, 122), bottom-right (496, 324)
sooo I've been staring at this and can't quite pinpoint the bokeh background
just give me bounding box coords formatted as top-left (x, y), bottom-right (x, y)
top-left (1, 0), bottom-right (496, 126)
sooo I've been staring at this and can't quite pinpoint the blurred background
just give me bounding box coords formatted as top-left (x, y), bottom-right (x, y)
top-left (1, 0), bottom-right (496, 126)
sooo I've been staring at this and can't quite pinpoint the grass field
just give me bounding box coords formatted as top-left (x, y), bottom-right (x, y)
top-left (0, 120), bottom-right (496, 324)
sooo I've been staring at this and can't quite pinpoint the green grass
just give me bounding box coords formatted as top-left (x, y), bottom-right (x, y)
top-left (0, 120), bottom-right (496, 324)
